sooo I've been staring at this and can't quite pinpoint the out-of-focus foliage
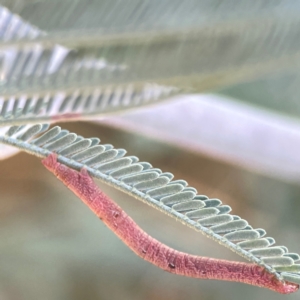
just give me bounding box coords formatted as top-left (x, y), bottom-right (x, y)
top-left (1, 1), bottom-right (300, 97)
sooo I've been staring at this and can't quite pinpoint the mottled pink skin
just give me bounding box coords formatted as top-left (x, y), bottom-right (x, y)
top-left (42, 153), bottom-right (299, 294)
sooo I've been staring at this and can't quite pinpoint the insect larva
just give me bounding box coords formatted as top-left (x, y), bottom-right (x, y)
top-left (42, 153), bottom-right (299, 294)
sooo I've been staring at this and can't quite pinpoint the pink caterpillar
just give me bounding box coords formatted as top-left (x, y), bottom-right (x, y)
top-left (42, 153), bottom-right (299, 294)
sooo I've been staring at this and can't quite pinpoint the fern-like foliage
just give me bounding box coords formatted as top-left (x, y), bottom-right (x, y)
top-left (0, 123), bottom-right (300, 285)
top-left (0, 5), bottom-right (181, 126)
top-left (2, 2), bottom-right (300, 108)
top-left (0, 83), bottom-right (179, 126)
